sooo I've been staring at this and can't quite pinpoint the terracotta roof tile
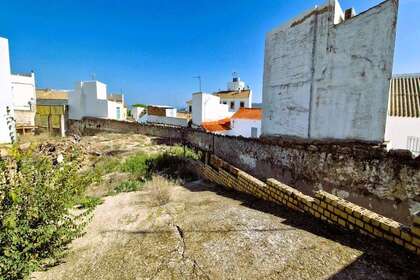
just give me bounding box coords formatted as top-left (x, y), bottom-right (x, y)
top-left (201, 118), bottom-right (231, 132)
top-left (231, 108), bottom-right (262, 120)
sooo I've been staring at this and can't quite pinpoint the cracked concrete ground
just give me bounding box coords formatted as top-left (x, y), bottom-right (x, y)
top-left (32, 178), bottom-right (420, 280)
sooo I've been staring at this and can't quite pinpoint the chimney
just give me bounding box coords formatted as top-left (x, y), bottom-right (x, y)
top-left (344, 8), bottom-right (356, 20)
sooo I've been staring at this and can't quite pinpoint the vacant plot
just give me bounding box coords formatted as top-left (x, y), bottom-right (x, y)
top-left (28, 133), bottom-right (420, 279)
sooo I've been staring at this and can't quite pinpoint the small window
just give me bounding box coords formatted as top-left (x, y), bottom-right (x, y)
top-left (240, 101), bottom-right (245, 108)
top-left (223, 101), bottom-right (227, 105)
top-left (188, 105), bottom-right (192, 113)
top-left (251, 127), bottom-right (258, 138)
top-left (230, 101), bottom-right (235, 110)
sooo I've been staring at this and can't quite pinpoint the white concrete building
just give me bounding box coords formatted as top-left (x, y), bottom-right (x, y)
top-left (0, 37), bottom-right (16, 143)
top-left (139, 105), bottom-right (188, 127)
top-left (131, 106), bottom-right (145, 122)
top-left (192, 92), bottom-right (232, 126)
top-left (11, 72), bottom-right (36, 127)
top-left (228, 108), bottom-right (262, 138)
top-left (262, 0), bottom-right (398, 142)
top-left (385, 74), bottom-right (420, 156)
top-left (214, 74), bottom-right (252, 113)
top-left (68, 80), bottom-right (126, 121)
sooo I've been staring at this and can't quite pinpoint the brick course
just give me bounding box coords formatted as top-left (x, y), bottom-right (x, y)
top-left (193, 153), bottom-right (420, 256)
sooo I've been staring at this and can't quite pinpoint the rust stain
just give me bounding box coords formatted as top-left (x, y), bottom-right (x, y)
top-left (290, 6), bottom-right (330, 28)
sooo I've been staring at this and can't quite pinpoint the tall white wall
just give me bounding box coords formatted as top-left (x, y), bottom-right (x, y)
top-left (69, 81), bottom-right (125, 121)
top-left (262, 0), bottom-right (398, 142)
top-left (192, 92), bottom-right (232, 126)
top-left (385, 116), bottom-right (420, 154)
top-left (0, 38), bottom-right (15, 143)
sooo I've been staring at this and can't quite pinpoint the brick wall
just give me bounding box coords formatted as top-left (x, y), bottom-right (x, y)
top-left (193, 153), bottom-right (420, 256)
top-left (68, 117), bottom-right (420, 224)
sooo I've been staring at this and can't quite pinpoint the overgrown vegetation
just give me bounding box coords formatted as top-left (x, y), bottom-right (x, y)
top-left (0, 142), bottom-right (200, 279)
top-left (0, 147), bottom-right (96, 280)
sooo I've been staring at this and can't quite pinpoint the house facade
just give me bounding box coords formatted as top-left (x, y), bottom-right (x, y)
top-left (228, 108), bottom-right (262, 138)
top-left (214, 75), bottom-right (252, 113)
top-left (385, 74), bottom-right (420, 156)
top-left (68, 80), bottom-right (126, 121)
top-left (140, 105), bottom-right (188, 127)
top-left (11, 72), bottom-right (36, 127)
top-left (262, 0), bottom-right (398, 142)
top-left (0, 37), bottom-right (15, 143)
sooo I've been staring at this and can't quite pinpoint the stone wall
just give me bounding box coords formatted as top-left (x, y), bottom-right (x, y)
top-left (69, 117), bottom-right (420, 224)
top-left (192, 153), bottom-right (420, 256)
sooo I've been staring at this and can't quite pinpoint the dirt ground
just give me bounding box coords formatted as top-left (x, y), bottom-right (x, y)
top-left (29, 133), bottom-right (420, 280)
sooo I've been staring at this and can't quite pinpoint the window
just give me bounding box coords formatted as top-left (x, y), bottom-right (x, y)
top-left (188, 105), bottom-right (192, 113)
top-left (240, 101), bottom-right (245, 108)
top-left (223, 101), bottom-right (227, 105)
top-left (116, 107), bottom-right (121, 119)
top-left (230, 101), bottom-right (235, 110)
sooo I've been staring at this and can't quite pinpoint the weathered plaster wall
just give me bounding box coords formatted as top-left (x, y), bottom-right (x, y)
top-left (69, 117), bottom-right (420, 224)
top-left (262, 0), bottom-right (398, 142)
top-left (0, 37), bottom-right (15, 143)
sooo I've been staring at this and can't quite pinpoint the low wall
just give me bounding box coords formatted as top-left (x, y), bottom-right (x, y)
top-left (192, 154), bottom-right (420, 256)
top-left (69, 117), bottom-right (420, 224)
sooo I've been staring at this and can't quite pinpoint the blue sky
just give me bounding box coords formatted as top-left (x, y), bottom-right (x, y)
top-left (0, 0), bottom-right (418, 107)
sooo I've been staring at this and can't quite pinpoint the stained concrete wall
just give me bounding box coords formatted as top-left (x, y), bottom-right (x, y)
top-left (69, 117), bottom-right (420, 224)
top-left (262, 0), bottom-right (398, 142)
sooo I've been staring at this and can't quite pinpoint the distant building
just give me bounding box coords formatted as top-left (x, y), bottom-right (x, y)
top-left (140, 105), bottom-right (188, 127)
top-left (0, 37), bottom-right (16, 143)
top-left (385, 74), bottom-right (420, 156)
top-left (262, 0), bottom-right (398, 142)
top-left (229, 108), bottom-right (262, 138)
top-left (131, 106), bottom-right (145, 122)
top-left (11, 72), bottom-right (36, 129)
top-left (214, 74), bottom-right (252, 113)
top-left (192, 92), bottom-right (232, 126)
top-left (68, 80), bottom-right (126, 121)
top-left (36, 89), bottom-right (69, 137)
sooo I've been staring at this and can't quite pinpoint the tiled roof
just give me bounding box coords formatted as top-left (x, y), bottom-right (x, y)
top-left (214, 89), bottom-right (251, 99)
top-left (36, 89), bottom-right (68, 100)
top-left (201, 118), bottom-right (231, 132)
top-left (231, 108), bottom-right (262, 120)
top-left (389, 74), bottom-right (420, 118)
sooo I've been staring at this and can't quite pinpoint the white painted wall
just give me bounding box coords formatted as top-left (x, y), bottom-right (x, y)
top-left (165, 108), bottom-right (177, 118)
top-left (192, 92), bottom-right (232, 126)
top-left (11, 73), bottom-right (36, 126)
top-left (228, 119), bottom-right (261, 138)
top-left (385, 116), bottom-right (420, 155)
top-left (262, 0), bottom-right (398, 142)
top-left (69, 81), bottom-right (126, 121)
top-left (219, 96), bottom-right (251, 113)
top-left (132, 107), bottom-right (145, 121)
top-left (0, 37), bottom-right (15, 143)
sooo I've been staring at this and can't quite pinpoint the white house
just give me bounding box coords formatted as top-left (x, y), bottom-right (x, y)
top-left (228, 108), bottom-right (262, 138)
top-left (11, 72), bottom-right (36, 127)
top-left (0, 37), bottom-right (16, 143)
top-left (214, 74), bottom-right (252, 113)
top-left (192, 92), bottom-right (232, 126)
top-left (385, 74), bottom-right (420, 156)
top-left (68, 80), bottom-right (126, 121)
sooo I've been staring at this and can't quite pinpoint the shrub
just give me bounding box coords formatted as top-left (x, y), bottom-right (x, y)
top-left (145, 176), bottom-right (172, 206)
top-left (0, 147), bottom-right (94, 279)
top-left (111, 180), bottom-right (144, 195)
